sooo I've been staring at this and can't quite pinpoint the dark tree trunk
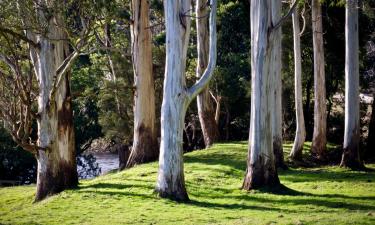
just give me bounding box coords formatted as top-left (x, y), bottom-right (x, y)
top-left (366, 98), bottom-right (375, 161)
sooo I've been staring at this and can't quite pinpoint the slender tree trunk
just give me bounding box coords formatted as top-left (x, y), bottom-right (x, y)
top-left (243, 0), bottom-right (280, 190)
top-left (271, 0), bottom-right (286, 169)
top-left (367, 97), bottom-right (375, 161)
top-left (104, 24), bottom-right (122, 116)
top-left (290, 4), bottom-right (306, 161)
top-left (340, 0), bottom-right (364, 169)
top-left (196, 0), bottom-right (219, 148)
top-left (31, 19), bottom-right (77, 201)
top-left (127, 0), bottom-right (158, 168)
top-left (311, 0), bottom-right (327, 159)
top-left (156, 0), bottom-right (217, 201)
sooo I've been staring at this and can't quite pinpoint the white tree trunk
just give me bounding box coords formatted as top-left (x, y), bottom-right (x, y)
top-left (271, 0), bottom-right (285, 169)
top-left (156, 0), bottom-right (217, 201)
top-left (30, 16), bottom-right (77, 201)
top-left (127, 0), bottom-right (158, 168)
top-left (196, 0), bottom-right (219, 147)
top-left (340, 0), bottom-right (363, 169)
top-left (311, 0), bottom-right (327, 158)
top-left (290, 4), bottom-right (306, 161)
top-left (243, 0), bottom-right (280, 190)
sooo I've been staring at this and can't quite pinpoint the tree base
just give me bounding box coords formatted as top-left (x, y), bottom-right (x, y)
top-left (156, 188), bottom-right (189, 202)
top-left (340, 153), bottom-right (365, 171)
top-left (242, 159), bottom-right (280, 190)
top-left (35, 160), bottom-right (78, 202)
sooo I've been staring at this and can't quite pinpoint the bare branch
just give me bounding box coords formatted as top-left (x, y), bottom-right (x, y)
top-left (0, 26), bottom-right (40, 49)
top-left (187, 0), bottom-right (217, 101)
top-left (272, 0), bottom-right (298, 31)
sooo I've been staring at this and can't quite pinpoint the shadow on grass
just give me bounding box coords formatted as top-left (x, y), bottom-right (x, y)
top-left (185, 199), bottom-right (298, 213)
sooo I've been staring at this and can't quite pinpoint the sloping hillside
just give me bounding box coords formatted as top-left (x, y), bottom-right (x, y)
top-left (1, 142), bottom-right (375, 225)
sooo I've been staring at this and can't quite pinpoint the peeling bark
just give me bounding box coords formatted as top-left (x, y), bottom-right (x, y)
top-left (127, 0), bottom-right (158, 168)
top-left (340, 0), bottom-right (364, 169)
top-left (311, 0), bottom-right (327, 159)
top-left (31, 16), bottom-right (78, 201)
top-left (243, 0), bottom-right (280, 190)
top-left (196, 0), bottom-right (219, 148)
top-left (290, 4), bottom-right (306, 161)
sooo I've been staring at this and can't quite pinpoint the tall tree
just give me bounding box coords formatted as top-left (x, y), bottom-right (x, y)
top-left (22, 1), bottom-right (82, 201)
top-left (196, 0), bottom-right (220, 148)
top-left (311, 0), bottom-right (327, 159)
top-left (126, 0), bottom-right (158, 168)
top-left (243, 0), bottom-right (282, 190)
top-left (290, 2), bottom-right (306, 161)
top-left (271, 0), bottom-right (286, 169)
top-left (340, 0), bottom-right (364, 169)
top-left (156, 0), bottom-right (217, 201)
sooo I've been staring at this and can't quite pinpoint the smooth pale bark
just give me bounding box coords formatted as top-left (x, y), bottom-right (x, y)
top-left (29, 16), bottom-right (77, 201)
top-left (196, 0), bottom-right (219, 148)
top-left (290, 5), bottom-right (306, 161)
top-left (340, 0), bottom-right (364, 169)
top-left (311, 0), bottom-right (327, 159)
top-left (127, 0), bottom-right (158, 168)
top-left (271, 0), bottom-right (286, 169)
top-left (243, 0), bottom-right (280, 190)
top-left (156, 0), bottom-right (217, 201)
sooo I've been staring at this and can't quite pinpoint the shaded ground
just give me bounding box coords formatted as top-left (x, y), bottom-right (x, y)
top-left (0, 142), bottom-right (374, 225)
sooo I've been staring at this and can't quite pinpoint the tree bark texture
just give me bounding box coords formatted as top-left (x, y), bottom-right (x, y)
top-left (243, 0), bottom-right (280, 190)
top-left (311, 0), bottom-right (327, 159)
top-left (367, 97), bottom-right (375, 161)
top-left (290, 4), bottom-right (306, 161)
top-left (271, 0), bottom-right (286, 169)
top-left (156, 0), bottom-right (217, 201)
top-left (340, 0), bottom-right (364, 169)
top-left (29, 13), bottom-right (77, 201)
top-left (127, 0), bottom-right (158, 168)
top-left (196, 0), bottom-right (219, 148)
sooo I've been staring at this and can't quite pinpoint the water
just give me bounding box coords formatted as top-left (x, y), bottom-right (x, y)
top-left (92, 153), bottom-right (119, 174)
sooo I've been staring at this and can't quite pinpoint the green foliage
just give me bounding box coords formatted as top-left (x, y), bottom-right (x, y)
top-left (1, 142), bottom-right (374, 224)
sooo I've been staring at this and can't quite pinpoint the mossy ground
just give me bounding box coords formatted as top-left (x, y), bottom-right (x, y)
top-left (1, 142), bottom-right (375, 225)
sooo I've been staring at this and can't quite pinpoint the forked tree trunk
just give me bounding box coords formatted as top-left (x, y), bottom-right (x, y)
top-left (156, 0), bottom-right (217, 201)
top-left (31, 17), bottom-right (77, 201)
top-left (290, 4), bottom-right (306, 161)
top-left (271, 0), bottom-right (286, 169)
top-left (311, 0), bottom-right (327, 159)
top-left (243, 0), bottom-right (280, 190)
top-left (127, 0), bottom-right (158, 168)
top-left (340, 0), bottom-right (364, 169)
top-left (196, 0), bottom-right (219, 148)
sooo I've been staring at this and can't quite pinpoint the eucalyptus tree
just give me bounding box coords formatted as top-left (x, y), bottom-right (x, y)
top-left (271, 0), bottom-right (286, 169)
top-left (243, 0), bottom-right (296, 189)
top-left (196, 0), bottom-right (220, 148)
top-left (311, 0), bottom-right (327, 159)
top-left (156, 0), bottom-right (217, 201)
top-left (243, 0), bottom-right (279, 190)
top-left (126, 0), bottom-right (158, 168)
top-left (0, 0), bottom-right (93, 201)
top-left (290, 1), bottom-right (306, 161)
top-left (340, 0), bottom-right (364, 169)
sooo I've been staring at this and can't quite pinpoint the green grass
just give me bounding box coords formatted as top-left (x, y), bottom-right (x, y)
top-left (1, 142), bottom-right (375, 225)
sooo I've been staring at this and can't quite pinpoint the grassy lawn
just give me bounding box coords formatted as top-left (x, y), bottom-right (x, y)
top-left (1, 142), bottom-right (375, 225)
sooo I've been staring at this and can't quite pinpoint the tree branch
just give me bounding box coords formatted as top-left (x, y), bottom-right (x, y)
top-left (0, 26), bottom-right (40, 49)
top-left (272, 0), bottom-right (298, 31)
top-left (187, 0), bottom-right (217, 102)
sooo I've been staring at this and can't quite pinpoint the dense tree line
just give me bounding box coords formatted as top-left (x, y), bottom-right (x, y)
top-left (0, 0), bottom-right (374, 202)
